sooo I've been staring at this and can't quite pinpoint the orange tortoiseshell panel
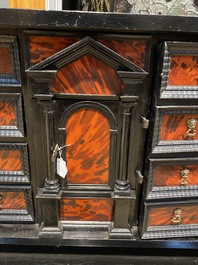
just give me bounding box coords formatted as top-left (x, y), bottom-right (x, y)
top-left (160, 114), bottom-right (198, 141)
top-left (98, 39), bottom-right (147, 69)
top-left (0, 101), bottom-right (17, 126)
top-left (66, 109), bottom-right (110, 184)
top-left (0, 47), bottom-right (13, 74)
top-left (51, 54), bottom-right (122, 95)
top-left (0, 191), bottom-right (26, 209)
top-left (0, 149), bottom-right (22, 171)
top-left (148, 205), bottom-right (198, 226)
top-left (154, 164), bottom-right (198, 187)
top-left (28, 36), bottom-right (80, 65)
top-left (60, 198), bottom-right (114, 221)
top-left (168, 55), bottom-right (198, 86)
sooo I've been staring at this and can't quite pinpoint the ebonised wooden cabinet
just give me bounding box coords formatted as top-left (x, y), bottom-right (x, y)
top-left (0, 9), bottom-right (197, 249)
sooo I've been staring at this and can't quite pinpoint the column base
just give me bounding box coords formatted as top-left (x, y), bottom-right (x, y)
top-left (39, 222), bottom-right (63, 239)
top-left (108, 223), bottom-right (134, 239)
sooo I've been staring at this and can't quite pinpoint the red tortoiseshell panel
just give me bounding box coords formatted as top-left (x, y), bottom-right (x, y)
top-left (28, 36), bottom-right (80, 65)
top-left (0, 101), bottom-right (17, 126)
top-left (160, 114), bottom-right (198, 141)
top-left (60, 198), bottom-right (114, 221)
top-left (148, 205), bottom-right (198, 226)
top-left (0, 47), bottom-right (13, 74)
top-left (0, 149), bottom-right (22, 172)
top-left (51, 54), bottom-right (122, 95)
top-left (66, 109), bottom-right (110, 184)
top-left (98, 39), bottom-right (147, 69)
top-left (0, 191), bottom-right (26, 209)
top-left (154, 164), bottom-right (198, 187)
top-left (168, 55), bottom-right (198, 86)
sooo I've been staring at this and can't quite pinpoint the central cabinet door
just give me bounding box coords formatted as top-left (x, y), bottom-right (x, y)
top-left (27, 35), bottom-right (147, 238)
top-left (58, 100), bottom-right (119, 222)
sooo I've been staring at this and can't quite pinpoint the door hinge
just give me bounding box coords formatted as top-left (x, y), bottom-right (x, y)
top-left (141, 116), bottom-right (149, 129)
top-left (135, 170), bottom-right (144, 184)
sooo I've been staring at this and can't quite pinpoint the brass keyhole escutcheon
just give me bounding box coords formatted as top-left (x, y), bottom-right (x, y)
top-left (180, 168), bottom-right (189, 185)
top-left (186, 118), bottom-right (198, 137)
top-left (171, 208), bottom-right (182, 225)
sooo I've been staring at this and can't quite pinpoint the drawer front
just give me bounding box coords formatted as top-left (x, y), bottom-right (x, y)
top-left (161, 114), bottom-right (198, 141)
top-left (0, 186), bottom-right (34, 222)
top-left (0, 191), bottom-right (26, 210)
top-left (60, 198), bottom-right (114, 222)
top-left (0, 36), bottom-right (21, 85)
top-left (148, 205), bottom-right (198, 226)
top-left (142, 202), bottom-right (198, 239)
top-left (168, 54), bottom-right (198, 87)
top-left (153, 164), bottom-right (198, 187)
top-left (0, 143), bottom-right (30, 183)
top-left (0, 94), bottom-right (24, 137)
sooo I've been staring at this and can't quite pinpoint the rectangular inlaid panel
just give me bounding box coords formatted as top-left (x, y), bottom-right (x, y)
top-left (0, 186), bottom-right (34, 222)
top-left (0, 36), bottom-right (21, 85)
top-left (148, 205), bottom-right (198, 226)
top-left (154, 164), bottom-right (198, 187)
top-left (0, 47), bottom-right (13, 74)
top-left (60, 198), bottom-right (114, 221)
top-left (0, 94), bottom-right (24, 137)
top-left (160, 114), bottom-right (198, 141)
top-left (50, 54), bottom-right (122, 95)
top-left (0, 191), bottom-right (26, 210)
top-left (28, 35), bottom-right (148, 69)
top-left (168, 55), bottom-right (198, 86)
top-left (97, 38), bottom-right (147, 69)
top-left (65, 108), bottom-right (110, 184)
top-left (0, 144), bottom-right (30, 183)
top-left (28, 35), bottom-right (80, 65)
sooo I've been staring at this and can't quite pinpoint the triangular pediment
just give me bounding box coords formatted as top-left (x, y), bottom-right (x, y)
top-left (27, 36), bottom-right (146, 73)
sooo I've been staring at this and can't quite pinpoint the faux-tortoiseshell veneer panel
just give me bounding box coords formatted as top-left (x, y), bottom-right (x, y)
top-left (0, 101), bottom-right (17, 126)
top-left (28, 35), bottom-right (147, 68)
top-left (153, 164), bottom-right (198, 187)
top-left (160, 114), bottom-right (198, 141)
top-left (0, 47), bottom-right (13, 74)
top-left (50, 54), bottom-right (122, 95)
top-left (60, 198), bottom-right (114, 221)
top-left (168, 55), bottom-right (198, 86)
top-left (65, 108), bottom-right (110, 185)
top-left (148, 205), bottom-right (198, 226)
top-left (0, 191), bottom-right (26, 210)
top-left (0, 149), bottom-right (22, 172)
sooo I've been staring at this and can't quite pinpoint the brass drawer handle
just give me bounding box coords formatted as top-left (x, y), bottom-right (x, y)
top-left (171, 208), bottom-right (182, 225)
top-left (186, 118), bottom-right (197, 137)
top-left (180, 168), bottom-right (189, 185)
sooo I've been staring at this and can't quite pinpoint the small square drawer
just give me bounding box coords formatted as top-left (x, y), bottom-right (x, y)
top-left (0, 186), bottom-right (34, 223)
top-left (146, 158), bottom-right (198, 199)
top-left (0, 143), bottom-right (30, 183)
top-left (159, 42), bottom-right (198, 99)
top-left (152, 106), bottom-right (198, 154)
top-left (141, 201), bottom-right (198, 239)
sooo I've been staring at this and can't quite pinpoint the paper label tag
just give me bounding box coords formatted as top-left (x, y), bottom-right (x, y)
top-left (56, 158), bottom-right (68, 178)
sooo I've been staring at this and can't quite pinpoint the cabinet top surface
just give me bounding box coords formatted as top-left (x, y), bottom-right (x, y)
top-left (0, 9), bottom-right (197, 34)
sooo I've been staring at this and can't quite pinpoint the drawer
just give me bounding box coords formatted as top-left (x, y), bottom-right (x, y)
top-left (152, 106), bottom-right (198, 154)
top-left (142, 201), bottom-right (198, 239)
top-left (0, 35), bottom-right (21, 85)
top-left (0, 143), bottom-right (30, 183)
top-left (159, 42), bottom-right (198, 99)
top-left (0, 186), bottom-right (34, 222)
top-left (147, 158), bottom-right (198, 199)
top-left (0, 93), bottom-right (24, 137)
top-left (60, 197), bottom-right (114, 222)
